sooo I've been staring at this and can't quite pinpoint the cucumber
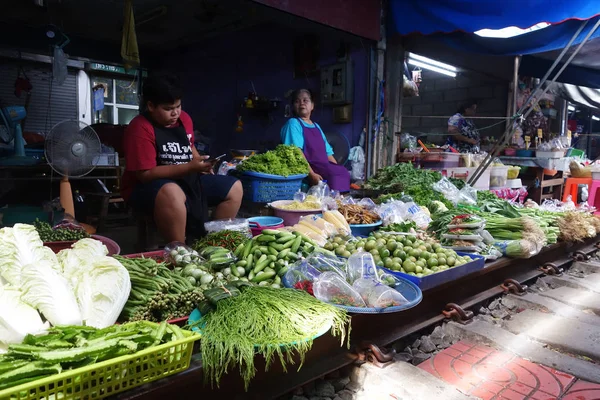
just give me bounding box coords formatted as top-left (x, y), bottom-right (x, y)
top-left (234, 243), bottom-right (244, 257)
top-left (261, 229), bottom-right (282, 236)
top-left (276, 234), bottom-right (295, 244)
top-left (257, 235), bottom-right (276, 243)
top-left (258, 246), bottom-right (270, 254)
top-left (281, 239), bottom-right (295, 249)
top-left (291, 235), bottom-right (303, 253)
top-left (267, 255), bottom-right (277, 262)
top-left (248, 270), bottom-right (255, 280)
top-left (277, 249), bottom-right (290, 260)
top-left (277, 265), bottom-right (290, 277)
top-left (268, 247), bottom-right (279, 256)
top-left (251, 270), bottom-right (276, 283)
top-left (269, 242), bottom-right (285, 252)
top-left (253, 256), bottom-right (270, 274)
top-left (242, 241), bottom-right (253, 258)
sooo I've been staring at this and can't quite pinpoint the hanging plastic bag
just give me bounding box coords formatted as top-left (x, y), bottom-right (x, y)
top-left (352, 278), bottom-right (408, 308)
top-left (400, 133), bottom-right (418, 151)
top-left (52, 46), bottom-right (68, 85)
top-left (313, 271), bottom-right (366, 307)
top-left (349, 146), bottom-right (365, 181)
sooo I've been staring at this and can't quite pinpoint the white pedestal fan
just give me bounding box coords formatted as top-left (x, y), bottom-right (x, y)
top-left (44, 120), bottom-right (102, 234)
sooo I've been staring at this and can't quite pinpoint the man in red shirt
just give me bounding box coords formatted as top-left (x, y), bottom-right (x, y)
top-left (122, 74), bottom-right (242, 243)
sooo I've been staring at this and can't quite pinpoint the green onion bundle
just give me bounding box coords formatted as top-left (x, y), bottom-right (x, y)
top-left (194, 286), bottom-right (350, 390)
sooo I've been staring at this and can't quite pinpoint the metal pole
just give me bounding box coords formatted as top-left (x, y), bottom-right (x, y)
top-left (512, 56), bottom-right (521, 118)
top-left (469, 19), bottom-right (592, 186)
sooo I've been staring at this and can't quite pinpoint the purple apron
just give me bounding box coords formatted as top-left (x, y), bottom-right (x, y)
top-left (300, 119), bottom-right (350, 192)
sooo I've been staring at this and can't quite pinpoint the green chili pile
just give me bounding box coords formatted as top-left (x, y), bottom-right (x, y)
top-left (194, 286), bottom-right (350, 390)
top-left (192, 230), bottom-right (249, 252)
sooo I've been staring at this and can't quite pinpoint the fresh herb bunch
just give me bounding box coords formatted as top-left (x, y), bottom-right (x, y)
top-left (365, 163), bottom-right (464, 191)
top-left (34, 219), bottom-right (89, 242)
top-left (476, 191), bottom-right (520, 218)
top-left (195, 286), bottom-right (350, 390)
top-left (236, 145), bottom-right (309, 177)
top-left (192, 230), bottom-right (250, 253)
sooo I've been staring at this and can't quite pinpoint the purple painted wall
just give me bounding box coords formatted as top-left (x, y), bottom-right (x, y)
top-left (165, 23), bottom-right (369, 157)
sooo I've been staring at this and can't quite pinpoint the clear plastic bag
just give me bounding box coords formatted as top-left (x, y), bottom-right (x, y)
top-left (313, 271), bottom-right (366, 307)
top-left (305, 253), bottom-right (347, 278)
top-left (433, 177), bottom-right (461, 206)
top-left (459, 184), bottom-right (478, 206)
top-left (352, 278), bottom-right (408, 308)
top-left (293, 190), bottom-right (307, 203)
top-left (346, 251), bottom-right (378, 283)
top-left (282, 260), bottom-right (322, 289)
top-left (358, 198), bottom-right (377, 210)
top-left (403, 202), bottom-right (432, 229)
top-left (447, 214), bottom-right (485, 229)
top-left (205, 218), bottom-right (251, 237)
top-left (164, 242), bottom-right (202, 267)
top-left (400, 133), bottom-right (418, 151)
top-left (377, 201), bottom-right (406, 226)
top-left (299, 215), bottom-right (338, 238)
top-left (307, 181), bottom-right (331, 200)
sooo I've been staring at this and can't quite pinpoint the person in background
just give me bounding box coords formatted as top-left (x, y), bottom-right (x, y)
top-left (447, 100), bottom-right (480, 153)
top-left (122, 74), bottom-right (242, 243)
top-left (280, 89), bottom-right (350, 192)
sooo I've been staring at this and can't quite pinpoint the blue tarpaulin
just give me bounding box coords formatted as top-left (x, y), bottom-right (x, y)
top-left (433, 16), bottom-right (600, 56)
top-left (390, 0), bottom-right (600, 35)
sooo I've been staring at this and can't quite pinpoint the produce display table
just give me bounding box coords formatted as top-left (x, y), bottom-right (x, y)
top-left (498, 156), bottom-right (566, 203)
top-left (110, 238), bottom-right (598, 400)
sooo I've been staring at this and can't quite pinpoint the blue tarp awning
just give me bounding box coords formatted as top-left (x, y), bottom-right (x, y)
top-left (433, 17), bottom-right (600, 56)
top-left (390, 0), bottom-right (600, 35)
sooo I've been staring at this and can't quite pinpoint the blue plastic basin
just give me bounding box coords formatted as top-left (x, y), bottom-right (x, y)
top-left (349, 221), bottom-right (383, 237)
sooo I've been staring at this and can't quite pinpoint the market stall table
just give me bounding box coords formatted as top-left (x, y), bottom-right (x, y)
top-left (109, 237), bottom-right (598, 400)
top-left (498, 156), bottom-right (567, 203)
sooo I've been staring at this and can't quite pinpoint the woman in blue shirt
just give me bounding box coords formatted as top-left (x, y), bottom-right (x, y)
top-left (280, 89), bottom-right (350, 192)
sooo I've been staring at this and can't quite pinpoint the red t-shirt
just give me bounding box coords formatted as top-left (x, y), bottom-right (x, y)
top-left (121, 111), bottom-right (194, 201)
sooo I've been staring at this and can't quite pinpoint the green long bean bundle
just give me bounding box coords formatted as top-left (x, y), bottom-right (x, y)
top-left (196, 286), bottom-right (350, 389)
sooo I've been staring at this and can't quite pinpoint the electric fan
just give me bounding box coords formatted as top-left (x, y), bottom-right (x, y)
top-left (45, 120), bottom-right (102, 231)
top-left (0, 106), bottom-right (38, 166)
top-left (324, 131), bottom-right (351, 166)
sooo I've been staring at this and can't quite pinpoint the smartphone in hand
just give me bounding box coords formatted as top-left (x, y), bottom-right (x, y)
top-left (206, 154), bottom-right (227, 164)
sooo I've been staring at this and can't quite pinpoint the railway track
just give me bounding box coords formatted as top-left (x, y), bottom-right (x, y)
top-left (116, 238), bottom-right (600, 400)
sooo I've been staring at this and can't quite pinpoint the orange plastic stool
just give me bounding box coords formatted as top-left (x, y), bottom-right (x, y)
top-left (588, 180), bottom-right (600, 215)
top-left (562, 177), bottom-right (592, 203)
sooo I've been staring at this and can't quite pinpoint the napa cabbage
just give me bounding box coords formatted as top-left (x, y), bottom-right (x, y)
top-left (0, 224), bottom-right (59, 285)
top-left (0, 286), bottom-right (48, 347)
top-left (20, 262), bottom-right (83, 326)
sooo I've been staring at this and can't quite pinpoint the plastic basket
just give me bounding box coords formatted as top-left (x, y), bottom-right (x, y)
top-left (0, 332), bottom-right (199, 400)
top-left (240, 171), bottom-right (307, 203)
top-left (382, 252), bottom-right (485, 291)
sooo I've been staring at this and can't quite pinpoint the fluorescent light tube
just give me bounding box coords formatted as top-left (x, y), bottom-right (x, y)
top-left (408, 53), bottom-right (457, 72)
top-left (568, 105), bottom-right (575, 111)
top-left (593, 116), bottom-right (599, 121)
top-left (408, 59), bottom-right (457, 78)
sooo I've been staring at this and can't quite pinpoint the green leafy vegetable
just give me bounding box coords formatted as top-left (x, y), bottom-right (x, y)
top-left (237, 145), bottom-right (309, 176)
top-left (194, 286), bottom-right (350, 390)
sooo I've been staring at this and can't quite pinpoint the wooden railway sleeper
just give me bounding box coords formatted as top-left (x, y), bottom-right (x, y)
top-left (501, 279), bottom-right (528, 296)
top-left (539, 262), bottom-right (564, 276)
top-left (353, 342), bottom-right (396, 368)
top-left (442, 303), bottom-right (473, 325)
